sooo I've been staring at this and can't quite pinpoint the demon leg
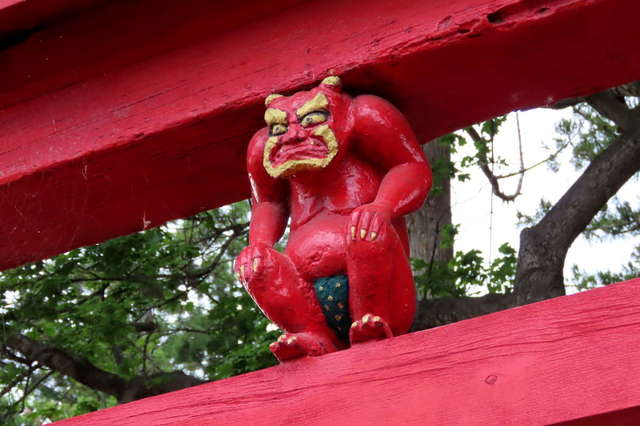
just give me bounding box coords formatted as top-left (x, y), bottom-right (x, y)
top-left (346, 220), bottom-right (416, 344)
top-left (238, 245), bottom-right (341, 361)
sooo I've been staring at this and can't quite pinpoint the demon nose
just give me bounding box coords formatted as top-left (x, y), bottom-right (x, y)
top-left (284, 126), bottom-right (306, 144)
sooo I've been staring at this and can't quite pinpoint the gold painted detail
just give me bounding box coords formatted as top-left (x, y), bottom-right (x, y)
top-left (321, 76), bottom-right (341, 87)
top-left (264, 108), bottom-right (287, 125)
top-left (265, 93), bottom-right (283, 106)
top-left (300, 112), bottom-right (327, 127)
top-left (262, 124), bottom-right (339, 178)
top-left (296, 93), bottom-right (328, 119)
top-left (270, 124), bottom-right (287, 136)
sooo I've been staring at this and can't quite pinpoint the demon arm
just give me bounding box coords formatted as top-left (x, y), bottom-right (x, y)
top-left (235, 128), bottom-right (288, 282)
top-left (246, 128), bottom-right (289, 246)
top-left (348, 95), bottom-right (432, 239)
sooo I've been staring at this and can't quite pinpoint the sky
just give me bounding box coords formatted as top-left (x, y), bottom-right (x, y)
top-left (452, 107), bottom-right (638, 293)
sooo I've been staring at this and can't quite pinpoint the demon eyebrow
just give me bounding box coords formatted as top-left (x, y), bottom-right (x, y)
top-left (264, 108), bottom-right (287, 125)
top-left (296, 93), bottom-right (329, 119)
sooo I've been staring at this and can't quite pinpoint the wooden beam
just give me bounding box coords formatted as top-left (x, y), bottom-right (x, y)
top-left (52, 278), bottom-right (640, 425)
top-left (0, 0), bottom-right (102, 40)
top-left (2, 0), bottom-right (640, 270)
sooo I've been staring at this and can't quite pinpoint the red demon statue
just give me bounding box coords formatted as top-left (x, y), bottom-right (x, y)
top-left (235, 76), bottom-right (432, 361)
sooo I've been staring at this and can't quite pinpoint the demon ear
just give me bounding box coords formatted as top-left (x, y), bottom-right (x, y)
top-left (320, 76), bottom-right (342, 91)
top-left (265, 93), bottom-right (283, 106)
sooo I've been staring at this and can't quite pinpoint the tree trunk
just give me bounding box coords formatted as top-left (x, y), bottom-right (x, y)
top-left (515, 102), bottom-right (640, 305)
top-left (414, 86), bottom-right (640, 326)
top-left (406, 140), bottom-right (453, 282)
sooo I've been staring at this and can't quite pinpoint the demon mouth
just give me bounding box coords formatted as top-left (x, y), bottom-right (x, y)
top-left (263, 124), bottom-right (339, 178)
top-left (270, 138), bottom-right (329, 166)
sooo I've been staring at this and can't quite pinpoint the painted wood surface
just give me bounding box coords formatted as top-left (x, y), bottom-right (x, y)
top-left (2, 0), bottom-right (640, 270)
top-left (0, 0), bottom-right (100, 39)
top-left (52, 278), bottom-right (640, 425)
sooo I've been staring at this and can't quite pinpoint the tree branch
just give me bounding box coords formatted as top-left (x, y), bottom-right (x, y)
top-left (465, 126), bottom-right (523, 201)
top-left (515, 108), bottom-right (640, 304)
top-left (14, 370), bottom-right (54, 414)
top-left (551, 80), bottom-right (640, 110)
top-left (585, 91), bottom-right (632, 130)
top-left (6, 334), bottom-right (128, 398)
top-left (5, 334), bottom-right (204, 403)
top-left (0, 366), bottom-right (33, 399)
top-left (414, 293), bottom-right (516, 330)
top-left (119, 371), bottom-right (205, 403)
top-left (610, 81), bottom-right (640, 98)
top-left (136, 227), bottom-right (244, 320)
top-left (494, 139), bottom-right (570, 179)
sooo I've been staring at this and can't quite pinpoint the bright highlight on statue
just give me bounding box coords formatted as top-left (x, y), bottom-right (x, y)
top-left (235, 76), bottom-right (432, 362)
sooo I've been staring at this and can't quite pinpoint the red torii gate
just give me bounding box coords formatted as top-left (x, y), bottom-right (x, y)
top-left (55, 278), bottom-right (640, 425)
top-left (2, 0), bottom-right (640, 424)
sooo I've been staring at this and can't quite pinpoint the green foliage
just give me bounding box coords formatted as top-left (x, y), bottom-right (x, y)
top-left (413, 242), bottom-right (517, 299)
top-left (427, 117), bottom-right (510, 197)
top-left (461, 116), bottom-right (509, 167)
top-left (412, 116), bottom-right (517, 301)
top-left (555, 104), bottom-right (618, 169)
top-left (516, 199), bottom-right (553, 226)
top-left (0, 201), bottom-right (278, 424)
top-left (584, 198), bottom-right (640, 240)
top-left (570, 247), bottom-right (640, 291)
top-left (427, 135), bottom-right (460, 197)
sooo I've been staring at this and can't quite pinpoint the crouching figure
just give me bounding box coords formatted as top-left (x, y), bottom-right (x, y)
top-left (235, 76), bottom-right (432, 361)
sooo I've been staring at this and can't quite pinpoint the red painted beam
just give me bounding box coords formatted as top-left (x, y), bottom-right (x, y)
top-left (2, 0), bottom-right (640, 270)
top-left (0, 0), bottom-right (102, 39)
top-left (52, 278), bottom-right (640, 425)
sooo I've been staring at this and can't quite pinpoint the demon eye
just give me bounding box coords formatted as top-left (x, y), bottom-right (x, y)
top-left (300, 111), bottom-right (328, 127)
top-left (270, 123), bottom-right (288, 136)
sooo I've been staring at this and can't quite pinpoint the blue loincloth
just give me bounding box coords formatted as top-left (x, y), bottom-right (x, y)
top-left (313, 274), bottom-right (351, 342)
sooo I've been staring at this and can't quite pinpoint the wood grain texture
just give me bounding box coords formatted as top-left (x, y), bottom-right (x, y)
top-left (2, 0), bottom-right (640, 270)
top-left (52, 278), bottom-right (640, 425)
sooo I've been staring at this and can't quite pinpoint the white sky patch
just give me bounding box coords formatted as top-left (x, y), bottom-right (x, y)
top-left (3, 290), bottom-right (19, 307)
top-left (165, 219), bottom-right (182, 232)
top-left (452, 107), bottom-right (638, 293)
top-left (266, 323), bottom-right (280, 332)
top-left (187, 289), bottom-right (209, 308)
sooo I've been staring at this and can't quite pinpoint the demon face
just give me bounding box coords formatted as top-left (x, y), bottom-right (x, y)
top-left (262, 77), bottom-right (350, 178)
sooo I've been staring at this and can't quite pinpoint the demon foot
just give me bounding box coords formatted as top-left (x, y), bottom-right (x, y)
top-left (349, 314), bottom-right (393, 344)
top-left (269, 332), bottom-right (336, 362)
